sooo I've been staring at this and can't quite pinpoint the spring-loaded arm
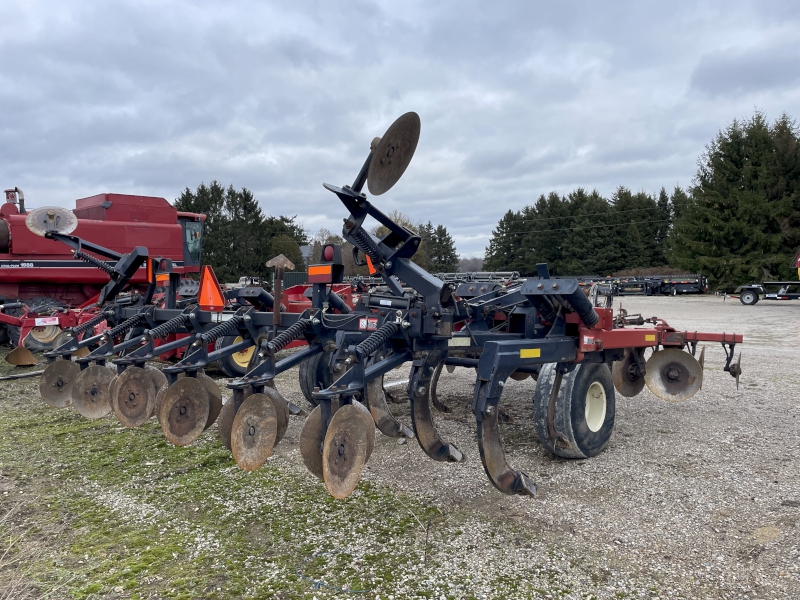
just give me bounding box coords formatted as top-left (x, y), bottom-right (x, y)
top-left (146, 314), bottom-right (191, 339)
top-left (357, 321), bottom-right (400, 357)
top-left (72, 312), bottom-right (108, 336)
top-left (103, 313), bottom-right (145, 339)
top-left (263, 318), bottom-right (312, 353)
top-left (199, 315), bottom-right (244, 343)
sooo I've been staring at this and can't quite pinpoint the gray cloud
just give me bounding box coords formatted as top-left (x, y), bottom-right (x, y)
top-left (0, 1), bottom-right (798, 258)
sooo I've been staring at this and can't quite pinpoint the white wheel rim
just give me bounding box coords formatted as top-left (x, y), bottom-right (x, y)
top-left (585, 382), bottom-right (607, 432)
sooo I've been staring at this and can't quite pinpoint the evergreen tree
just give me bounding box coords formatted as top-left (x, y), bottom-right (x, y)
top-left (670, 111), bottom-right (800, 288)
top-left (429, 224), bottom-right (459, 273)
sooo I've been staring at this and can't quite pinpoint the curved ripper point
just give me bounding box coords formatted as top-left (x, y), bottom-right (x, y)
top-left (365, 376), bottom-right (414, 439)
top-left (476, 383), bottom-right (536, 496)
top-left (430, 362), bottom-right (451, 413)
top-left (409, 356), bottom-right (464, 463)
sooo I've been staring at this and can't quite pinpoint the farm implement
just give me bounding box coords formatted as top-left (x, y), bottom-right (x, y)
top-left (32, 113), bottom-right (743, 499)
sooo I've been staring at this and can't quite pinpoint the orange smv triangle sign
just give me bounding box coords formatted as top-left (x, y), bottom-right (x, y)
top-left (198, 265), bottom-right (226, 311)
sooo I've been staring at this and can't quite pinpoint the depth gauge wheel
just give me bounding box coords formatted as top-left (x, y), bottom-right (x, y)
top-left (215, 335), bottom-right (255, 378)
top-left (739, 290), bottom-right (759, 306)
top-left (298, 351), bottom-right (334, 408)
top-left (533, 362), bottom-right (616, 459)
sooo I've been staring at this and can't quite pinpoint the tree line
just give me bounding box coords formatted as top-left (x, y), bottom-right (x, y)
top-left (484, 111), bottom-right (800, 289)
top-left (174, 181), bottom-right (307, 284)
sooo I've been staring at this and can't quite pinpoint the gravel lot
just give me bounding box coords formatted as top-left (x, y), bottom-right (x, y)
top-left (0, 294), bottom-right (797, 599)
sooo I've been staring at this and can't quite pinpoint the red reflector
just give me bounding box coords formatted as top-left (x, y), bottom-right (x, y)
top-left (198, 265), bottom-right (225, 311)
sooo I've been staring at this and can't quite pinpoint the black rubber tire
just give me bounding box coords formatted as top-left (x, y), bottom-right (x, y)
top-left (739, 290), bottom-right (759, 306)
top-left (298, 351), bottom-right (334, 408)
top-left (214, 335), bottom-right (252, 378)
top-left (533, 362), bottom-right (616, 459)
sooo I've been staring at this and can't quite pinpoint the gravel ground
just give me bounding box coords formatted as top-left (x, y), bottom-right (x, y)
top-left (0, 294), bottom-right (798, 599)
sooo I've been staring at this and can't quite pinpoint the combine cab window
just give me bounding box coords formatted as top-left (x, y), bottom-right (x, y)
top-left (181, 221), bottom-right (203, 267)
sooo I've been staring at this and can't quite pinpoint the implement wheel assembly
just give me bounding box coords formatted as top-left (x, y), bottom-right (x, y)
top-left (739, 290), bottom-right (759, 306)
top-left (534, 362), bottom-right (616, 459)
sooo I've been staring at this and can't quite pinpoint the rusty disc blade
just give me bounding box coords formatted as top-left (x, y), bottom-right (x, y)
top-left (231, 393), bottom-right (278, 471)
top-left (367, 112), bottom-right (421, 196)
top-left (644, 348), bottom-right (703, 402)
top-left (218, 386), bottom-right (252, 451)
top-left (40, 360), bottom-right (79, 408)
top-left (72, 364), bottom-right (115, 419)
top-left (25, 206), bottom-right (78, 236)
top-left (350, 400), bottom-right (375, 462)
top-left (300, 402), bottom-right (340, 479)
top-left (147, 367), bottom-right (168, 418)
top-left (113, 367), bottom-right (156, 427)
top-left (159, 377), bottom-right (210, 446)
top-left (612, 349), bottom-right (646, 398)
top-left (196, 372), bottom-right (223, 430)
top-left (262, 387), bottom-right (289, 446)
top-left (322, 404), bottom-right (368, 499)
top-left (6, 346), bottom-right (37, 367)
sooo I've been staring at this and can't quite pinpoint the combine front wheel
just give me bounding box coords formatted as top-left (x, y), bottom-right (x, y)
top-left (533, 362), bottom-right (616, 459)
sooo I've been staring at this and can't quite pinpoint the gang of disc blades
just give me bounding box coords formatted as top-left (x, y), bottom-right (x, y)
top-left (322, 404), bottom-right (368, 499)
top-left (25, 206), bottom-right (78, 237)
top-left (158, 377), bottom-right (210, 446)
top-left (40, 360), bottom-right (79, 408)
top-left (196, 372), bottom-right (223, 429)
top-left (349, 399), bottom-right (375, 462)
top-left (299, 402), bottom-right (340, 480)
top-left (72, 364), bottom-right (115, 419)
top-left (366, 112), bottom-right (421, 196)
top-left (218, 386), bottom-right (252, 451)
top-left (112, 367), bottom-right (156, 427)
top-left (644, 348), bottom-right (703, 402)
top-left (230, 393), bottom-right (278, 471)
top-left (261, 386), bottom-right (290, 446)
top-left (612, 349), bottom-right (646, 398)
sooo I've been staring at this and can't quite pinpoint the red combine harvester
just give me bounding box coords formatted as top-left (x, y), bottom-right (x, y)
top-left (0, 187), bottom-right (205, 350)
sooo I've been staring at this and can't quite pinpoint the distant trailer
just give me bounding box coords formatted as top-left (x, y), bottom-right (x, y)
top-left (734, 281), bottom-right (800, 305)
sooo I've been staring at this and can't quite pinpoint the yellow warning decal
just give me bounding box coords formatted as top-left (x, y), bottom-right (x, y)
top-left (645, 334), bottom-right (656, 342)
top-left (520, 348), bottom-right (541, 359)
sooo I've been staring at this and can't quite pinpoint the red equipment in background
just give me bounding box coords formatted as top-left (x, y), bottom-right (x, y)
top-left (0, 187), bottom-right (205, 350)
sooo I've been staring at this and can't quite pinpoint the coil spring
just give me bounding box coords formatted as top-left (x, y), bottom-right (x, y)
top-left (73, 312), bottom-right (107, 335)
top-left (266, 318), bottom-right (311, 353)
top-left (200, 315), bottom-right (243, 343)
top-left (105, 313), bottom-right (144, 339)
top-left (75, 250), bottom-right (114, 275)
top-left (147, 314), bottom-right (190, 339)
top-left (351, 228), bottom-right (382, 264)
top-left (357, 321), bottom-right (400, 356)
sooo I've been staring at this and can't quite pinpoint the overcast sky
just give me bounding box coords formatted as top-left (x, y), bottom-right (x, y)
top-left (2, 1), bottom-right (798, 257)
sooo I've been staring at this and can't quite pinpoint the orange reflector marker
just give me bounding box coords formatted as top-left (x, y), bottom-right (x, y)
top-left (366, 255), bottom-right (377, 275)
top-left (146, 259), bottom-right (155, 283)
top-left (156, 274), bottom-right (170, 284)
top-left (198, 265), bottom-right (226, 311)
top-left (308, 264), bottom-right (333, 284)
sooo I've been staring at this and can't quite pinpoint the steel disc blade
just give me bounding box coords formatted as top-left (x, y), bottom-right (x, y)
top-left (366, 112), bottom-right (421, 196)
top-left (262, 387), bottom-right (290, 446)
top-left (218, 386), bottom-right (252, 451)
top-left (25, 206), bottom-right (78, 236)
top-left (40, 360), bottom-right (79, 408)
top-left (159, 377), bottom-right (210, 446)
top-left (112, 367), bottom-right (156, 427)
top-left (231, 393), bottom-right (278, 471)
top-left (6, 346), bottom-right (37, 366)
top-left (300, 403), bottom-right (340, 479)
top-left (322, 404), bottom-right (368, 499)
top-left (612, 349), bottom-right (645, 398)
top-left (644, 348), bottom-right (703, 402)
top-left (72, 364), bottom-right (115, 419)
top-left (196, 372), bottom-right (223, 429)
top-left (350, 400), bottom-right (375, 462)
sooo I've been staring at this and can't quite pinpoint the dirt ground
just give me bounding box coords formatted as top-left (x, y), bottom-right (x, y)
top-left (0, 294), bottom-right (797, 599)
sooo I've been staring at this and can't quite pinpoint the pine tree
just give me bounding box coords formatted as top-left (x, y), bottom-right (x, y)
top-left (429, 224), bottom-right (459, 273)
top-left (670, 111), bottom-right (800, 288)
